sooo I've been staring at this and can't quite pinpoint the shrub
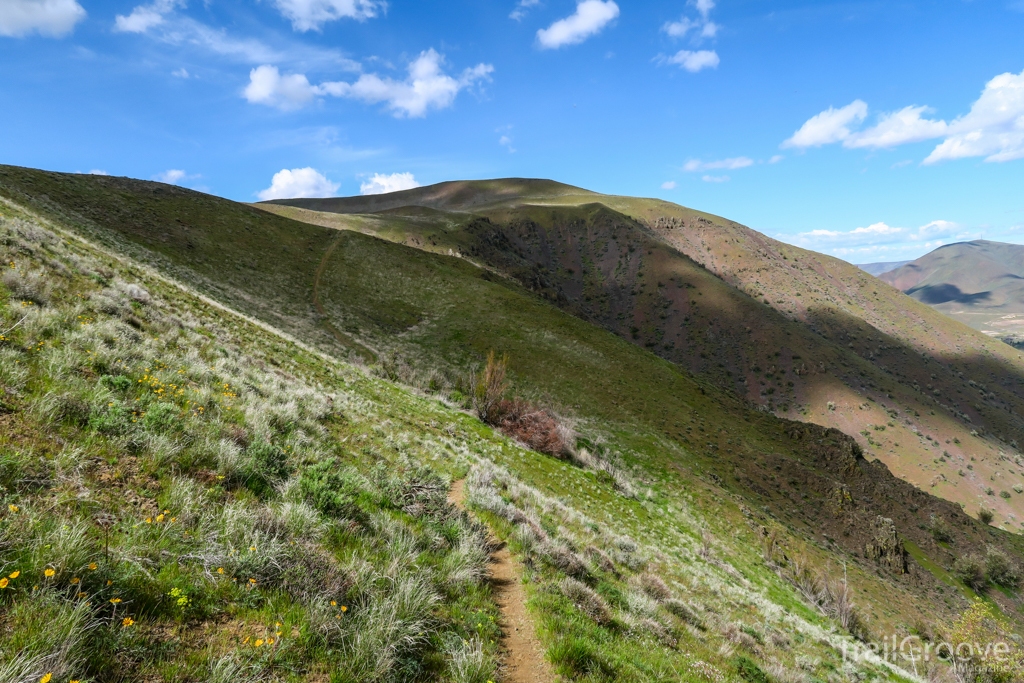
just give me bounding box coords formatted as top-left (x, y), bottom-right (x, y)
top-left (2, 268), bottom-right (50, 305)
top-left (928, 514), bottom-right (953, 543)
top-left (473, 350), bottom-right (509, 424)
top-left (1000, 490), bottom-right (1011, 499)
top-left (985, 547), bottom-right (1020, 588)
top-left (952, 555), bottom-right (987, 592)
top-left (664, 599), bottom-right (705, 630)
top-left (299, 458), bottom-right (368, 522)
top-left (559, 577), bottom-right (613, 625)
top-left (634, 572), bottom-right (671, 602)
top-left (734, 654), bottom-right (770, 683)
top-left (1014, 484), bottom-right (1023, 494)
top-left (493, 398), bottom-right (573, 459)
top-left (978, 507), bottom-right (995, 525)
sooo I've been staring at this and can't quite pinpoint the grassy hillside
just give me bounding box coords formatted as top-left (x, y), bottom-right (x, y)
top-left (878, 240), bottom-right (1024, 346)
top-left (264, 183), bottom-right (1024, 533)
top-left (2, 167), bottom-right (1024, 681)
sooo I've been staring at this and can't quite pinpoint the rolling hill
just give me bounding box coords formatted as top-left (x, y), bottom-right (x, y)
top-left (262, 181), bottom-right (1024, 533)
top-left (857, 261), bottom-right (911, 277)
top-left (2, 165), bottom-right (1023, 681)
top-left (879, 240), bottom-right (1024, 347)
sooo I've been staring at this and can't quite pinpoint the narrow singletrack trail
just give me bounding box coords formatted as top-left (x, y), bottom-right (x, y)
top-left (449, 479), bottom-right (555, 683)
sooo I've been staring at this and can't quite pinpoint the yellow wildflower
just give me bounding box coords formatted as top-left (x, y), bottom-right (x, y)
top-left (155, 514), bottom-right (164, 523)
top-left (145, 517), bottom-right (152, 524)
top-left (9, 571), bottom-right (20, 579)
top-left (40, 674), bottom-right (52, 683)
top-left (110, 597), bottom-right (122, 604)
top-left (122, 617), bottom-right (135, 628)
top-left (254, 639), bottom-right (264, 647)
top-left (7, 504), bottom-right (17, 513)
top-left (77, 592), bottom-right (87, 598)
top-left (0, 578), bottom-right (8, 589)
top-left (217, 567), bottom-right (225, 574)
top-left (248, 578), bottom-right (256, 585)
top-left (341, 605), bottom-right (347, 613)
top-left (106, 580), bottom-right (113, 586)
top-left (330, 600), bottom-right (337, 606)
top-left (70, 577), bottom-right (80, 585)
top-left (44, 568), bottom-right (55, 578)
top-left (267, 638), bottom-right (274, 645)
top-left (88, 563), bottom-right (97, 571)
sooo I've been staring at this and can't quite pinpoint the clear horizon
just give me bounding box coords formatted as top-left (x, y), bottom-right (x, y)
top-left (2, 0), bottom-right (1022, 262)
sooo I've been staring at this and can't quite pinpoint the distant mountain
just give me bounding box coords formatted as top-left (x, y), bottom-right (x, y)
top-left (858, 260), bottom-right (911, 276)
top-left (879, 240), bottom-right (1024, 345)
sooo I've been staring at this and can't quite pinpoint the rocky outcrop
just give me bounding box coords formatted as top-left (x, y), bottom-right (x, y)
top-left (864, 516), bottom-right (908, 574)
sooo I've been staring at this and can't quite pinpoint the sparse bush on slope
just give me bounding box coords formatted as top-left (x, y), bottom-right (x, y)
top-left (0, 208), bottom-right (500, 682)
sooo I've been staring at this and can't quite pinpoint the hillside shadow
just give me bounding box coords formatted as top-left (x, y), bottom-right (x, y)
top-left (908, 284), bottom-right (992, 305)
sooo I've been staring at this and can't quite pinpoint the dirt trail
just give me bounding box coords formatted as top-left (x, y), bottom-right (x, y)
top-left (448, 479), bottom-right (554, 683)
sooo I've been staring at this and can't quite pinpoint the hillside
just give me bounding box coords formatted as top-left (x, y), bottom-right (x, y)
top-left (858, 261), bottom-right (911, 277)
top-left (263, 181), bottom-right (1024, 533)
top-left (878, 240), bottom-right (1024, 347)
top-left (3, 165), bottom-right (1024, 680)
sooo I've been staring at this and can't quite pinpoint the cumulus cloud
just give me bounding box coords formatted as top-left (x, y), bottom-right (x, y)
top-left (664, 49), bottom-right (719, 72)
top-left (510, 0), bottom-right (540, 21)
top-left (924, 69), bottom-right (1024, 164)
top-left (702, 174), bottom-right (729, 183)
top-left (783, 69), bottom-right (1024, 164)
top-left (0, 0), bottom-right (86, 37)
top-left (683, 156), bottom-right (752, 172)
top-left (359, 172), bottom-right (420, 195)
top-left (244, 65), bottom-right (318, 110)
top-left (663, 0), bottom-right (718, 41)
top-left (845, 105), bottom-right (948, 149)
top-left (257, 167), bottom-right (339, 200)
top-left (661, 180), bottom-right (677, 190)
top-left (153, 169), bottom-right (190, 184)
top-left (499, 135), bottom-right (516, 153)
top-left (247, 49), bottom-right (494, 117)
top-left (782, 100), bottom-right (868, 149)
top-left (536, 0), bottom-right (619, 50)
top-left (272, 0), bottom-right (384, 32)
top-left (115, 0), bottom-right (184, 33)
top-left (88, 169), bottom-right (109, 175)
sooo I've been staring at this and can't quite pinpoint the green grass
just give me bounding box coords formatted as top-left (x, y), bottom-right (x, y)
top-left (2, 169), bottom-right (1022, 681)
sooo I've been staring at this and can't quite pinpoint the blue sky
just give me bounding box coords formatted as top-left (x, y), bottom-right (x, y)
top-left (1, 0), bottom-right (1022, 263)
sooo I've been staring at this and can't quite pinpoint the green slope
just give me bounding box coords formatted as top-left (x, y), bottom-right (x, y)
top-left (264, 184), bottom-right (1024, 533)
top-left (2, 166), bottom-right (1024, 681)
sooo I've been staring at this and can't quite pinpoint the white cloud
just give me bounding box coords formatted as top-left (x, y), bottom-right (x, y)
top-left (665, 49), bottom-right (719, 72)
top-left (924, 69), bottom-right (1024, 164)
top-left (172, 67), bottom-right (189, 78)
top-left (359, 172), bottom-right (420, 195)
top-left (252, 49), bottom-right (492, 118)
top-left (536, 0), bottom-right (619, 50)
top-left (787, 219), bottom-right (969, 259)
top-left (244, 65), bottom-right (318, 111)
top-left (0, 0), bottom-right (86, 37)
top-left (702, 174), bottom-right (729, 183)
top-left (88, 169), bottom-right (109, 175)
top-left (694, 0), bottom-right (714, 18)
top-left (662, 17), bottom-right (697, 38)
top-left (782, 100), bottom-right (868, 149)
top-left (114, 0), bottom-right (182, 33)
top-left (782, 69), bottom-right (1024, 164)
top-left (510, 0), bottom-right (540, 21)
top-left (683, 156), bottom-right (752, 172)
top-left (272, 0), bottom-right (384, 32)
top-left (768, 154), bottom-right (784, 164)
top-left (153, 169), bottom-right (200, 185)
top-left (845, 105), bottom-right (948, 149)
top-left (661, 180), bottom-right (677, 190)
top-left (257, 167), bottom-right (339, 200)
top-left (663, 0), bottom-right (718, 44)
top-left (499, 135), bottom-right (516, 153)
